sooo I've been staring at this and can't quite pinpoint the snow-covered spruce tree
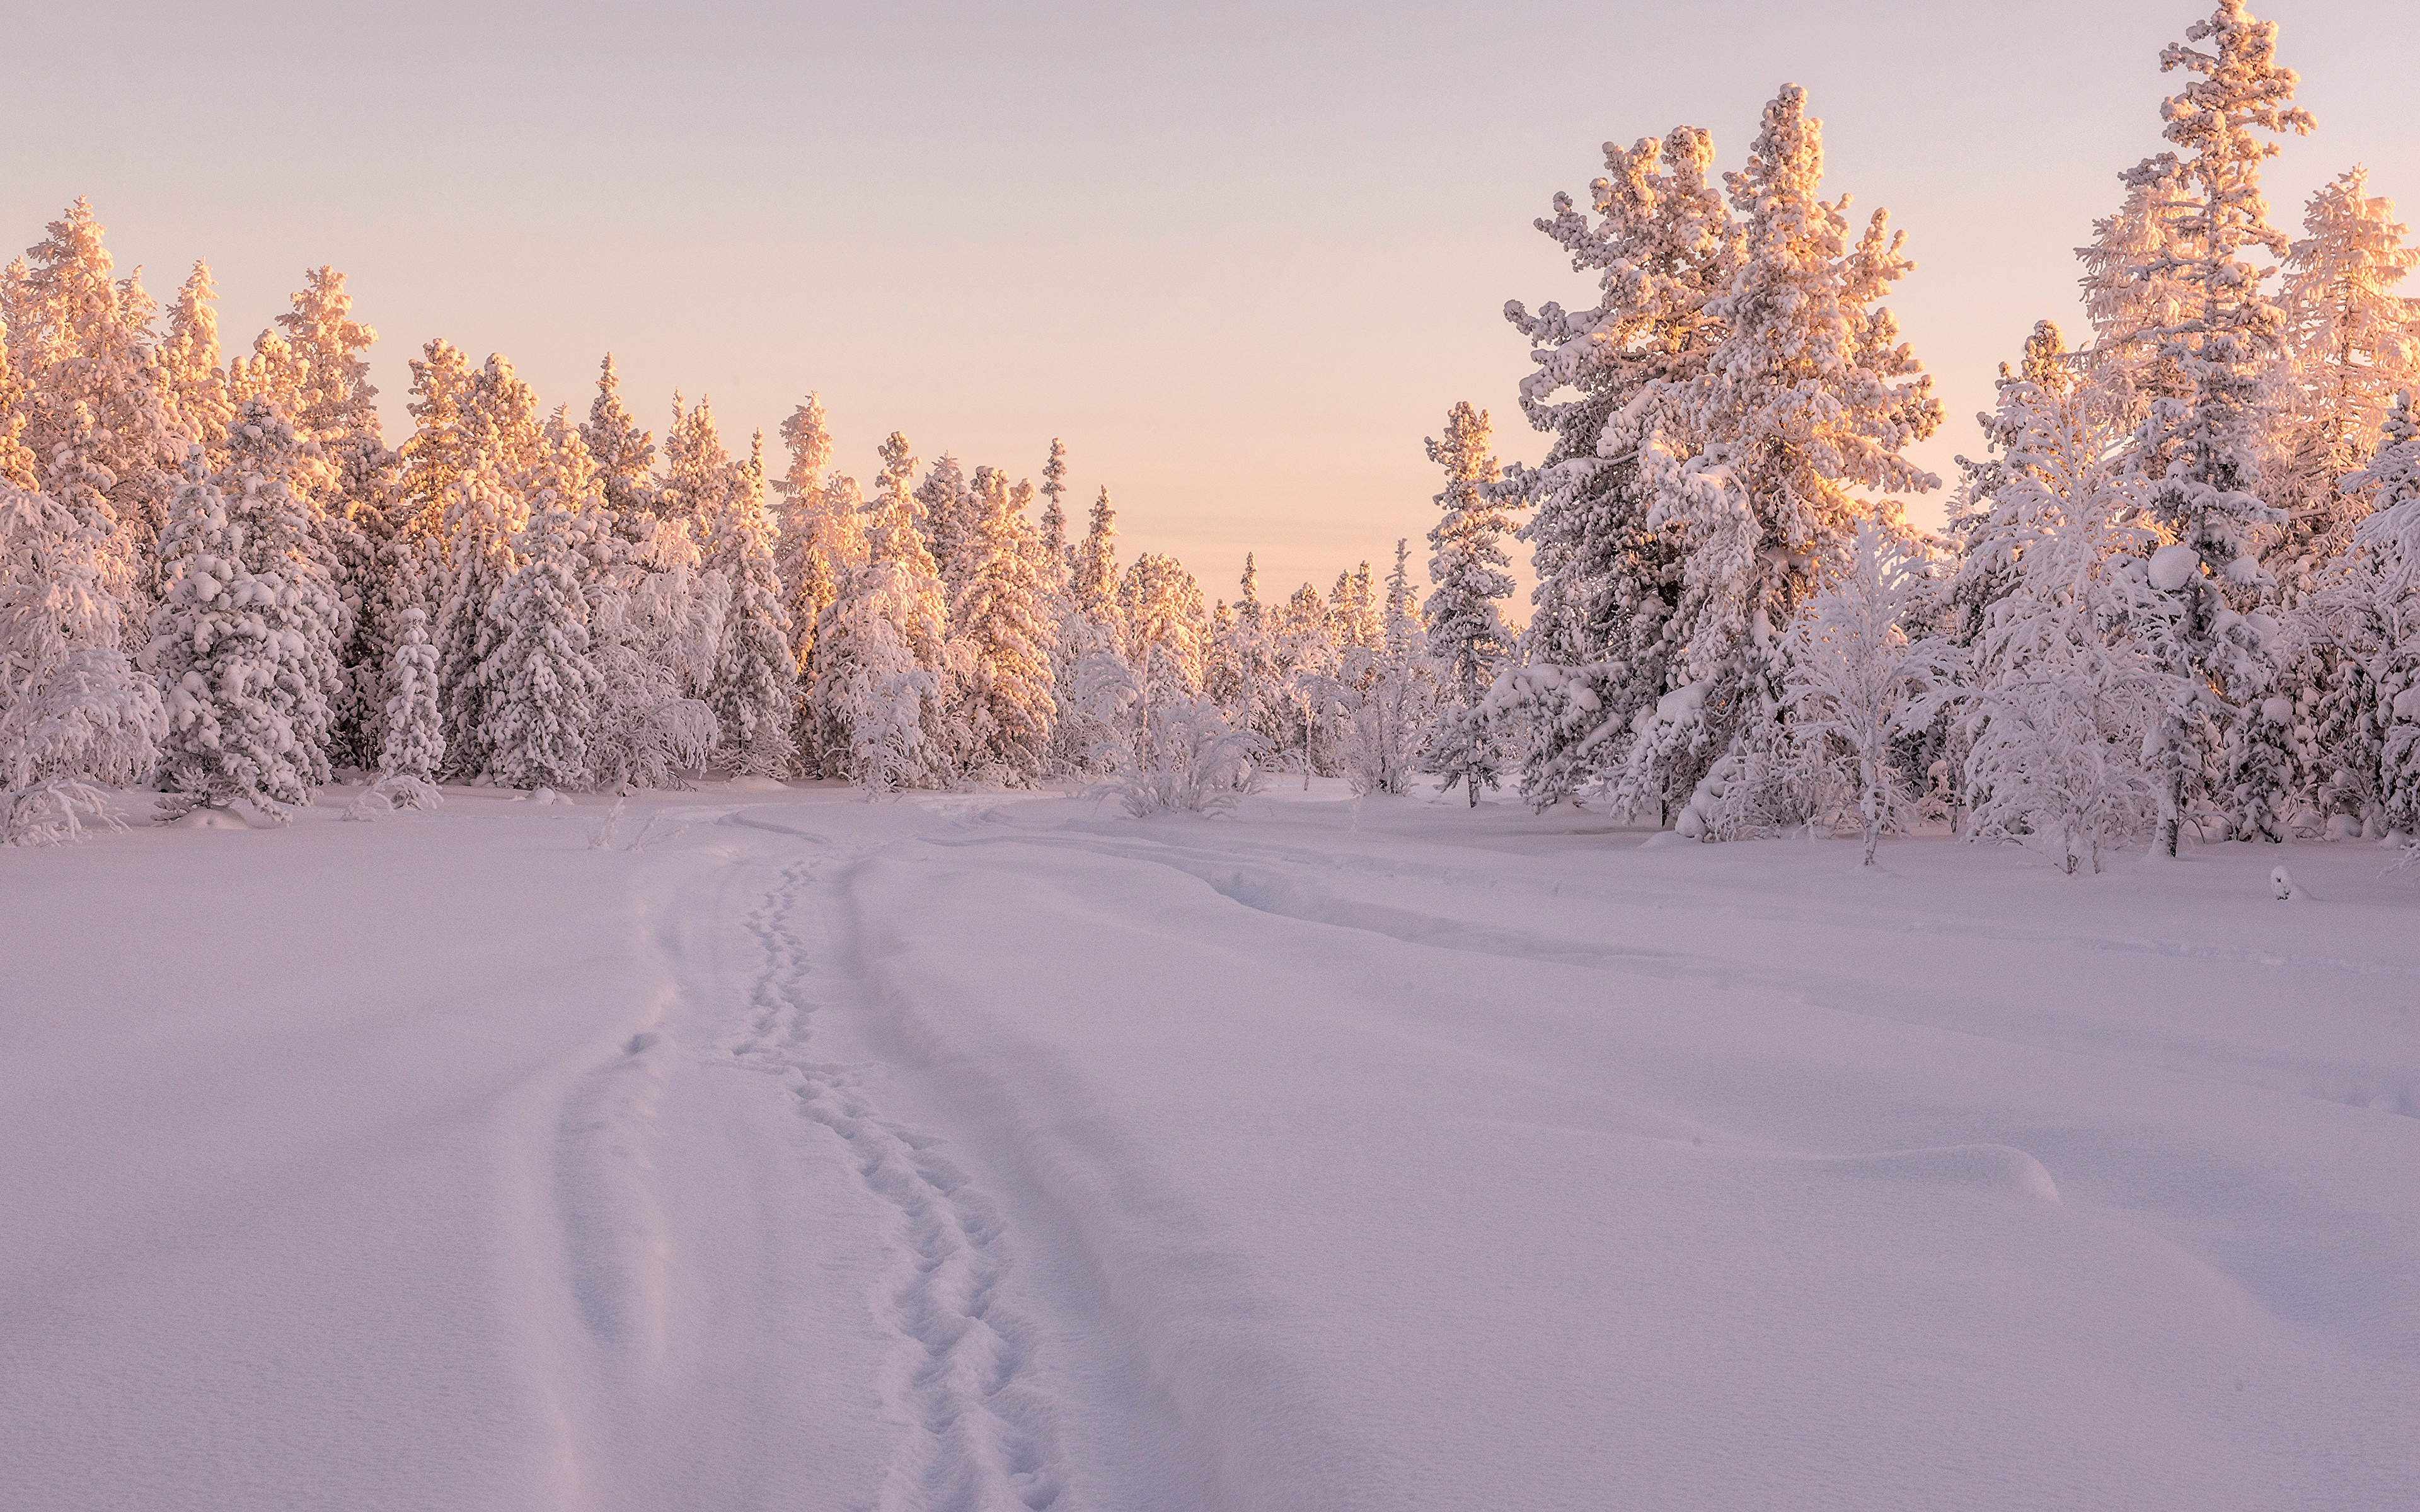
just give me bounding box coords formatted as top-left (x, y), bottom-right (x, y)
top-left (1422, 400), bottom-right (1514, 805)
top-left (660, 392), bottom-right (737, 536)
top-left (0, 319), bottom-right (35, 492)
top-left (1627, 85), bottom-right (1942, 833)
top-left (771, 393), bottom-right (861, 683)
top-left (1073, 486), bottom-right (1122, 626)
top-left (479, 488), bottom-right (606, 793)
top-left (158, 261), bottom-right (233, 464)
top-left (1037, 437), bottom-right (1074, 599)
top-left (7, 200), bottom-right (180, 622)
top-left (1121, 552), bottom-right (1209, 697)
top-left (1095, 552), bottom-right (1212, 784)
top-left (429, 353), bottom-right (549, 780)
top-left (952, 457), bottom-right (1057, 780)
top-left (582, 505), bottom-right (723, 794)
top-left (2265, 168), bottom-right (2420, 598)
top-left (379, 605), bottom-right (444, 785)
top-left (1047, 486), bottom-right (1126, 775)
top-left (1492, 125), bottom-right (1738, 808)
top-left (1780, 521), bottom-right (1961, 865)
top-left (1339, 540), bottom-right (1435, 797)
top-left (221, 402), bottom-right (347, 784)
top-left (1211, 554), bottom-right (1284, 753)
top-left (2336, 394), bottom-right (2420, 835)
top-left (256, 266), bottom-right (391, 771)
top-left (580, 354), bottom-right (660, 529)
top-left (1959, 368), bottom-right (2175, 871)
top-left (394, 339), bottom-right (475, 542)
top-left (1272, 580), bottom-right (1343, 786)
top-left (146, 428), bottom-right (342, 823)
top-left (1946, 322), bottom-right (2079, 673)
top-left (704, 432), bottom-right (797, 777)
top-left (914, 455), bottom-right (980, 591)
top-left (266, 267), bottom-right (386, 512)
top-left (0, 476), bottom-right (164, 843)
top-left (2117, 0), bottom-right (2313, 853)
top-left (2077, 171), bottom-right (2203, 435)
top-left (1329, 563), bottom-right (1381, 659)
top-left (809, 432), bottom-right (955, 790)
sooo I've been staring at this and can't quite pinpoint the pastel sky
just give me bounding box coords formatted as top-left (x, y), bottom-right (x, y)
top-left (9, 1), bottom-right (2417, 605)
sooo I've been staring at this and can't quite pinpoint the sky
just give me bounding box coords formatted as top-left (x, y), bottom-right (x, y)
top-left (9, 1), bottom-right (2418, 604)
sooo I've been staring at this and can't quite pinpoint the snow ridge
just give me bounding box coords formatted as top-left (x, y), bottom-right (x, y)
top-left (730, 854), bottom-right (1064, 1512)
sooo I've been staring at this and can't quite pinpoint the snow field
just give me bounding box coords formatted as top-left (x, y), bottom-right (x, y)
top-left (3, 781), bottom-right (2415, 1510)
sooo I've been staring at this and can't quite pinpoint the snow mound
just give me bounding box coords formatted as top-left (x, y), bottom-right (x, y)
top-left (2148, 542), bottom-right (2201, 592)
top-left (161, 806), bottom-right (254, 830)
top-left (1812, 1143), bottom-right (2061, 1202)
top-left (725, 776), bottom-right (790, 792)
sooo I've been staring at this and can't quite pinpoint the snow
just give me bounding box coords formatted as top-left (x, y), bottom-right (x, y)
top-left (2149, 541), bottom-right (2202, 591)
top-left (4, 785), bottom-right (2416, 1511)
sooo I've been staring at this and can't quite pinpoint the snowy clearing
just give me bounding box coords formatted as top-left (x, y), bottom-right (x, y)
top-left (4, 782), bottom-right (2415, 1511)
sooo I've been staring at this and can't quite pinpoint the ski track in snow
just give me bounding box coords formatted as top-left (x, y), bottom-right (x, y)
top-left (722, 845), bottom-right (1065, 1512)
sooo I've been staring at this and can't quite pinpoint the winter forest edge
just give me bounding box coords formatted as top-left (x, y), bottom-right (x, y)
top-left (4, 0), bottom-right (2417, 878)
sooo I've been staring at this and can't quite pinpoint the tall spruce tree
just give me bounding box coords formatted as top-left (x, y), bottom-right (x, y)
top-left (1423, 400), bottom-right (1514, 805)
top-left (2118, 0), bottom-right (2314, 853)
top-left (705, 432), bottom-right (798, 776)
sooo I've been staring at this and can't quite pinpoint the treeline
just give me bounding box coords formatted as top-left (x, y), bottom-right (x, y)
top-left (9, 1), bottom-right (2417, 869)
top-left (0, 205), bottom-right (1455, 840)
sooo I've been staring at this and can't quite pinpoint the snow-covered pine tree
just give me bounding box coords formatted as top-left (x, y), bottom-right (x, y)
top-left (1274, 580), bottom-right (1342, 786)
top-left (1073, 486), bottom-right (1121, 625)
top-left (1338, 540), bottom-right (1434, 796)
top-left (1494, 125), bottom-right (1738, 808)
top-left (1959, 365), bottom-right (2176, 871)
top-left (1625, 85), bottom-right (1942, 832)
top-left (267, 267), bottom-right (386, 512)
top-left (1330, 563), bottom-right (1381, 658)
top-left (704, 431), bottom-right (797, 776)
top-left (771, 393), bottom-right (852, 679)
top-left (1210, 554), bottom-right (1283, 751)
top-left (1046, 485), bottom-right (1126, 775)
top-left (480, 484), bottom-right (606, 792)
top-left (257, 267), bottom-right (391, 771)
top-left (2077, 171), bottom-right (2203, 433)
top-left (219, 401), bottom-right (348, 786)
top-left (2115, 0), bottom-right (2314, 852)
top-left (2266, 168), bottom-right (2420, 596)
top-left (7, 200), bottom-right (180, 623)
top-left (914, 454), bottom-right (979, 590)
top-left (147, 411), bottom-right (345, 822)
top-left (395, 340), bottom-right (475, 542)
top-left (809, 432), bottom-right (955, 789)
top-left (158, 261), bottom-right (233, 464)
top-left (0, 321), bottom-right (35, 491)
top-left (579, 354), bottom-right (660, 529)
top-left (951, 457), bottom-right (1057, 779)
top-left (2336, 393), bottom-right (2420, 835)
top-left (0, 474), bottom-right (164, 841)
top-left (1423, 400), bottom-right (1515, 805)
top-left (434, 354), bottom-right (546, 780)
top-left (1120, 553), bottom-right (1209, 698)
top-left (380, 605), bottom-right (444, 784)
top-left (660, 393), bottom-right (735, 537)
top-left (1037, 437), bottom-right (1073, 598)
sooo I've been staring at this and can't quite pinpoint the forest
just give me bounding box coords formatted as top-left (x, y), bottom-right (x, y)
top-left (2, 0), bottom-right (2414, 876)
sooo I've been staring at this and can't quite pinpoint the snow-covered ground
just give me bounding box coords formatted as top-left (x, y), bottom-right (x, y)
top-left (4, 782), bottom-right (2415, 1511)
